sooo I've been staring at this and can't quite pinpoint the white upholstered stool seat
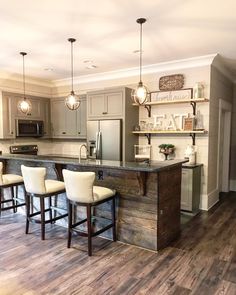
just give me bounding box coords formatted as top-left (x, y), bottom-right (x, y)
top-left (21, 165), bottom-right (67, 240)
top-left (45, 180), bottom-right (65, 194)
top-left (2, 174), bottom-right (23, 185)
top-left (62, 169), bottom-right (117, 256)
top-left (0, 162), bottom-right (25, 214)
top-left (93, 186), bottom-right (115, 202)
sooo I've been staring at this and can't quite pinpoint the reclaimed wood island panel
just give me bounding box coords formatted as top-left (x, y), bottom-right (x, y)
top-left (0, 154), bottom-right (187, 251)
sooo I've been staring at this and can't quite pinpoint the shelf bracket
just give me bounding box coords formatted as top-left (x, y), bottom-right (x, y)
top-left (190, 101), bottom-right (196, 115)
top-left (189, 133), bottom-right (196, 145)
top-left (145, 133), bottom-right (151, 144)
top-left (144, 105), bottom-right (151, 117)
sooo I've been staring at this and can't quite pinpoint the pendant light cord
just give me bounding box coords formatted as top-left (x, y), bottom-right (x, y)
top-left (139, 22), bottom-right (143, 83)
top-left (71, 40), bottom-right (74, 92)
top-left (20, 52), bottom-right (27, 100)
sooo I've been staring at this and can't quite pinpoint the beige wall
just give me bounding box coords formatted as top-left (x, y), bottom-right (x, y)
top-left (208, 66), bottom-right (234, 206)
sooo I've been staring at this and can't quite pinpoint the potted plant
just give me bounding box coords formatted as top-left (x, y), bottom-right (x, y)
top-left (159, 144), bottom-right (175, 160)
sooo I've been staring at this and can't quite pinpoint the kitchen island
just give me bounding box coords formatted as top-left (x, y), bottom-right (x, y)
top-left (0, 154), bottom-right (187, 251)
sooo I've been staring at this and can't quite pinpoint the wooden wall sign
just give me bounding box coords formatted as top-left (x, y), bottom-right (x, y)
top-left (159, 74), bottom-right (184, 91)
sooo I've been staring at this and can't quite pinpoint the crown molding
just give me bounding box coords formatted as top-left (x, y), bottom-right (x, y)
top-left (52, 54), bottom-right (217, 87)
top-left (211, 54), bottom-right (235, 82)
top-left (0, 71), bottom-right (52, 88)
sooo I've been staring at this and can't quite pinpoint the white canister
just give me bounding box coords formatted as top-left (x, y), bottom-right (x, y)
top-left (193, 82), bottom-right (204, 99)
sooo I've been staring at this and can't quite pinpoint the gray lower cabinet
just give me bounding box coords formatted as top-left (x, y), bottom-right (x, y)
top-left (181, 165), bottom-right (202, 212)
top-left (51, 96), bottom-right (86, 139)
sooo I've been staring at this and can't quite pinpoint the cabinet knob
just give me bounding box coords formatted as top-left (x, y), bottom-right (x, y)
top-left (11, 131), bottom-right (13, 135)
top-left (62, 132), bottom-right (66, 134)
top-left (27, 113), bottom-right (31, 116)
top-left (78, 132), bottom-right (80, 134)
top-left (102, 112), bottom-right (108, 115)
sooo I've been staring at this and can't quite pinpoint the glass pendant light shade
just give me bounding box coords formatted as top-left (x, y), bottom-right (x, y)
top-left (17, 98), bottom-right (32, 114)
top-left (65, 38), bottom-right (80, 110)
top-left (65, 90), bottom-right (81, 110)
top-left (131, 81), bottom-right (149, 105)
top-left (132, 18), bottom-right (149, 105)
top-left (18, 52), bottom-right (32, 114)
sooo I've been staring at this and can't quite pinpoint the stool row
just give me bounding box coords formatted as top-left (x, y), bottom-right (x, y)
top-left (0, 163), bottom-right (117, 256)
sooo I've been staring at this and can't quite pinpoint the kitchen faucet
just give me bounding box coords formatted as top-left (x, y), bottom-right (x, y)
top-left (79, 144), bottom-right (88, 161)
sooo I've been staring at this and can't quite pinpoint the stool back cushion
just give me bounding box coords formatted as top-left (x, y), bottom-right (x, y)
top-left (62, 170), bottom-right (95, 203)
top-left (21, 165), bottom-right (47, 194)
top-left (0, 162), bottom-right (3, 185)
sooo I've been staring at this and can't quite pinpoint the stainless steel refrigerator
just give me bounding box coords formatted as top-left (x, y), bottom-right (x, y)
top-left (87, 120), bottom-right (122, 161)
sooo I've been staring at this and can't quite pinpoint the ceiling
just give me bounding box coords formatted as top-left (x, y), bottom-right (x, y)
top-left (1, 0), bottom-right (236, 81)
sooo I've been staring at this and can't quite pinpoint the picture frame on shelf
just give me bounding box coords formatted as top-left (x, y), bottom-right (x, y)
top-left (183, 117), bottom-right (195, 131)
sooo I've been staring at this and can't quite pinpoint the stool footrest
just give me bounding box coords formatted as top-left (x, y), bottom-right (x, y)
top-left (0, 203), bottom-right (26, 211)
top-left (72, 222), bottom-right (114, 237)
top-left (28, 213), bottom-right (68, 225)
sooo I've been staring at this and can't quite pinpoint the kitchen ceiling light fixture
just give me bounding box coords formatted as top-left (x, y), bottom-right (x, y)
top-left (131, 18), bottom-right (149, 105)
top-left (17, 52), bottom-right (32, 114)
top-left (65, 38), bottom-right (80, 111)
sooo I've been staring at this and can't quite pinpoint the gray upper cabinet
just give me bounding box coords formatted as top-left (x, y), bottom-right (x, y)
top-left (87, 89), bottom-right (123, 119)
top-left (51, 96), bottom-right (86, 139)
top-left (0, 91), bottom-right (51, 139)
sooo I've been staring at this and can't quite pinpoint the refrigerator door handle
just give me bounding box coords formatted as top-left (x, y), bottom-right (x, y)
top-left (97, 131), bottom-right (102, 159)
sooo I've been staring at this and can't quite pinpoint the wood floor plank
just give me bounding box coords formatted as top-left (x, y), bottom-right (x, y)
top-left (1, 193), bottom-right (236, 294)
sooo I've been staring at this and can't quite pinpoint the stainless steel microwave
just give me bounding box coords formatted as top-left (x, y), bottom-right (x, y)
top-left (16, 119), bottom-right (44, 137)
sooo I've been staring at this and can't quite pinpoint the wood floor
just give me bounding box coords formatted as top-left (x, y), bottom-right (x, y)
top-left (1, 193), bottom-right (236, 295)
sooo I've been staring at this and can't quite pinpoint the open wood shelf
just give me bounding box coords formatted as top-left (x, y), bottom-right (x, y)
top-left (132, 130), bottom-right (207, 134)
top-left (132, 98), bottom-right (209, 107)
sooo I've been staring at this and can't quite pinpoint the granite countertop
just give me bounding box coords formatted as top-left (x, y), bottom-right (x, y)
top-left (0, 153), bottom-right (188, 172)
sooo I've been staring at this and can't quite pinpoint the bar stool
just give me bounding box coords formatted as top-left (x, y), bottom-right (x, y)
top-left (62, 170), bottom-right (117, 256)
top-left (21, 165), bottom-right (68, 240)
top-left (0, 162), bottom-right (25, 215)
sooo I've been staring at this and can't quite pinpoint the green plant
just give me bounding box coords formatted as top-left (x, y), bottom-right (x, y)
top-left (158, 144), bottom-right (175, 149)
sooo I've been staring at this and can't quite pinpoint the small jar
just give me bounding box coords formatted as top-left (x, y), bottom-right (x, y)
top-left (193, 82), bottom-right (204, 99)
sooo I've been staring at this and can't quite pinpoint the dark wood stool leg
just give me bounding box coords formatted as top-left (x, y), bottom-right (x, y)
top-left (15, 186), bottom-right (18, 213)
top-left (49, 196), bottom-right (53, 223)
top-left (112, 197), bottom-right (116, 241)
top-left (40, 196), bottom-right (46, 240)
top-left (54, 194), bottom-right (58, 221)
top-left (10, 186), bottom-right (16, 213)
top-left (87, 204), bottom-right (92, 256)
top-left (0, 188), bottom-right (2, 216)
top-left (25, 193), bottom-right (30, 234)
top-left (67, 201), bottom-right (73, 248)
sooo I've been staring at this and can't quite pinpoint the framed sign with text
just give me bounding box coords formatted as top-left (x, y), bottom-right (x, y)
top-left (150, 88), bottom-right (193, 102)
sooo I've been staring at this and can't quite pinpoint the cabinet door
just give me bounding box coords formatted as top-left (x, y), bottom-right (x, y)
top-left (106, 92), bottom-right (123, 117)
top-left (87, 94), bottom-right (105, 118)
top-left (2, 95), bottom-right (16, 138)
top-left (51, 100), bottom-right (66, 137)
top-left (51, 99), bottom-right (77, 138)
top-left (15, 98), bottom-right (41, 119)
top-left (76, 99), bottom-right (87, 138)
top-left (65, 107), bottom-right (77, 137)
top-left (181, 169), bottom-right (192, 211)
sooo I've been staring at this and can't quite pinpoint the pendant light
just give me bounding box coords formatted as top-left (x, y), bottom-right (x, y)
top-left (65, 38), bottom-right (80, 110)
top-left (17, 52), bottom-right (32, 114)
top-left (131, 18), bottom-right (149, 105)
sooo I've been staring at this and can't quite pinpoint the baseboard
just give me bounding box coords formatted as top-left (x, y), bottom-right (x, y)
top-left (200, 188), bottom-right (219, 211)
top-left (230, 179), bottom-right (236, 191)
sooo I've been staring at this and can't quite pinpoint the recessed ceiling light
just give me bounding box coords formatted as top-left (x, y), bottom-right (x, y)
top-left (83, 60), bottom-right (97, 69)
top-left (86, 64), bottom-right (97, 69)
top-left (133, 50), bottom-right (144, 54)
top-left (44, 68), bottom-right (54, 71)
